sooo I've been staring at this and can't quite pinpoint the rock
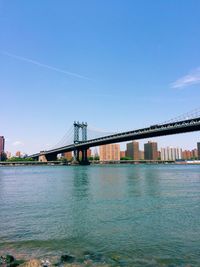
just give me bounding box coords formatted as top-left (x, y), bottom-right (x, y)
top-left (9, 260), bottom-right (25, 267)
top-left (83, 252), bottom-right (104, 263)
top-left (0, 257), bottom-right (4, 265)
top-left (0, 256), bottom-right (25, 267)
top-left (0, 255), bottom-right (16, 266)
top-left (18, 259), bottom-right (41, 267)
top-left (110, 254), bottom-right (121, 262)
top-left (6, 255), bottom-right (15, 264)
top-left (0, 255), bottom-right (15, 264)
top-left (63, 263), bottom-right (82, 267)
top-left (41, 259), bottom-right (50, 267)
top-left (60, 255), bottom-right (75, 264)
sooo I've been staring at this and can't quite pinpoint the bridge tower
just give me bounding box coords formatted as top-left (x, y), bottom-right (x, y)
top-left (82, 122), bottom-right (87, 142)
top-left (74, 121), bottom-right (81, 144)
top-left (73, 121), bottom-right (90, 165)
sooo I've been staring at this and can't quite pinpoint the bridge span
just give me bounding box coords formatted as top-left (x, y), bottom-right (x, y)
top-left (29, 116), bottom-right (200, 164)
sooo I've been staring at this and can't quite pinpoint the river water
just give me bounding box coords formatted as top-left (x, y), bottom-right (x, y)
top-left (0, 165), bottom-right (200, 266)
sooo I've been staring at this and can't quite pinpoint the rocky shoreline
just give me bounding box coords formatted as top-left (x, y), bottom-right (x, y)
top-left (0, 253), bottom-right (119, 267)
top-left (0, 252), bottom-right (196, 267)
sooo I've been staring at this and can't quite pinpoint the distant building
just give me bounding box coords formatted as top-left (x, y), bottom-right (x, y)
top-left (144, 141), bottom-right (158, 160)
top-left (93, 147), bottom-right (99, 158)
top-left (161, 147), bottom-right (182, 161)
top-left (87, 149), bottom-right (92, 158)
top-left (0, 136), bottom-right (5, 154)
top-left (120, 151), bottom-right (126, 158)
top-left (139, 150), bottom-right (144, 160)
top-left (16, 151), bottom-right (21, 158)
top-left (191, 149), bottom-right (198, 159)
top-left (63, 151), bottom-right (73, 161)
top-left (99, 144), bottom-right (120, 161)
top-left (198, 143), bottom-right (200, 160)
top-left (182, 150), bottom-right (193, 160)
top-left (6, 151), bottom-right (11, 159)
top-left (126, 141), bottom-right (139, 160)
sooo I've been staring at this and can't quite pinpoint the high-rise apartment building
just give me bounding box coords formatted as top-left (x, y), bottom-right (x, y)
top-left (126, 141), bottom-right (139, 160)
top-left (198, 142), bottom-right (200, 160)
top-left (0, 136), bottom-right (5, 161)
top-left (0, 136), bottom-right (5, 153)
top-left (99, 144), bottom-right (120, 161)
top-left (144, 141), bottom-right (158, 160)
top-left (161, 147), bottom-right (182, 161)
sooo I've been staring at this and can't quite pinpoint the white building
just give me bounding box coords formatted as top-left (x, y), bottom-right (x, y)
top-left (161, 147), bottom-right (182, 161)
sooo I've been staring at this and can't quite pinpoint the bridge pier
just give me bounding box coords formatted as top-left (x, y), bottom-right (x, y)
top-left (74, 149), bottom-right (80, 162)
top-left (80, 149), bottom-right (90, 165)
top-left (39, 154), bottom-right (47, 162)
top-left (74, 149), bottom-right (90, 165)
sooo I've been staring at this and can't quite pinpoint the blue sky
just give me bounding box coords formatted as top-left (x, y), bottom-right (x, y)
top-left (0, 0), bottom-right (200, 154)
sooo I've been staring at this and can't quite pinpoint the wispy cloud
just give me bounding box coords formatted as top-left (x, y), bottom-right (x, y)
top-left (0, 50), bottom-right (90, 80)
top-left (13, 141), bottom-right (24, 146)
top-left (171, 67), bottom-right (200, 88)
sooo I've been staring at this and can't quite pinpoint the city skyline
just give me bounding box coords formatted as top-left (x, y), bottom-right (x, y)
top-left (2, 133), bottom-right (200, 156)
top-left (1, 1), bottom-right (200, 154)
top-left (4, 140), bottom-right (200, 161)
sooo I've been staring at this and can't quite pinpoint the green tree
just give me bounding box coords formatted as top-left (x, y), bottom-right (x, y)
top-left (6, 157), bottom-right (34, 162)
top-left (120, 156), bottom-right (132, 160)
top-left (61, 157), bottom-right (68, 164)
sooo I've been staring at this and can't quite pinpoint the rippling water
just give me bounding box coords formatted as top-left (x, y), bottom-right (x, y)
top-left (0, 165), bottom-right (200, 266)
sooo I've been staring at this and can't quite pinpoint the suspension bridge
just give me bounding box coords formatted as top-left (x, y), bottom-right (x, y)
top-left (29, 108), bottom-right (200, 165)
